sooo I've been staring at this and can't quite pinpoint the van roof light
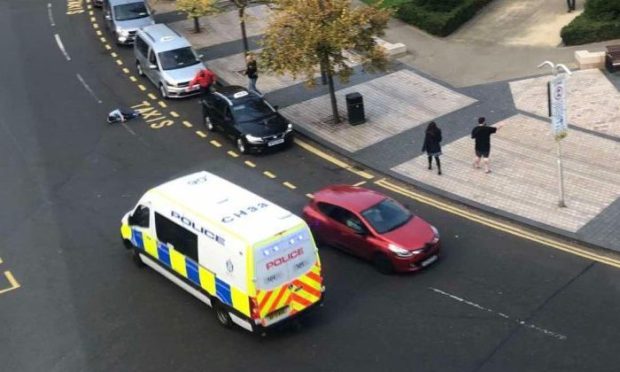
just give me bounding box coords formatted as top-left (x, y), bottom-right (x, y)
top-left (161, 36), bottom-right (174, 42)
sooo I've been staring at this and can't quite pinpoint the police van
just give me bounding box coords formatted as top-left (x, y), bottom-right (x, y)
top-left (120, 171), bottom-right (324, 332)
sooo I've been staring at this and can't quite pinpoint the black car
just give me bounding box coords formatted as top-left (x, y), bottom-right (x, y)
top-left (201, 86), bottom-right (294, 154)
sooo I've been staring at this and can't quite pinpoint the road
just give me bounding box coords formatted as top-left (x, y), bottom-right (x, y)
top-left (1, 0), bottom-right (620, 371)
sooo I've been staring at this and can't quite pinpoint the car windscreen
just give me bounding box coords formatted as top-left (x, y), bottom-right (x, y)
top-left (231, 97), bottom-right (275, 123)
top-left (158, 47), bottom-right (200, 71)
top-left (254, 227), bottom-right (316, 291)
top-left (361, 198), bottom-right (412, 234)
top-left (113, 3), bottom-right (148, 21)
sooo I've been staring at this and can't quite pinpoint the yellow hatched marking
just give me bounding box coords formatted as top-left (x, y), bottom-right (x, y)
top-left (129, 76), bottom-right (137, 82)
top-left (158, 101), bottom-right (167, 108)
top-left (122, 67), bottom-right (130, 74)
top-left (262, 287), bottom-right (284, 317)
top-left (295, 138), bottom-right (374, 180)
top-left (227, 150), bottom-right (239, 158)
top-left (283, 181), bottom-right (296, 190)
top-left (210, 140), bottom-right (221, 147)
top-left (182, 120), bottom-right (193, 128)
top-left (0, 271), bottom-right (20, 294)
top-left (196, 131), bottom-right (207, 138)
top-left (293, 288), bottom-right (317, 303)
top-left (170, 111), bottom-right (179, 118)
top-left (138, 84), bottom-right (146, 91)
top-left (115, 59), bottom-right (123, 65)
top-left (244, 160), bottom-right (256, 168)
top-left (299, 275), bottom-right (322, 292)
top-left (263, 171), bottom-right (276, 179)
top-left (111, 52), bottom-right (117, 58)
top-left (104, 44), bottom-right (111, 50)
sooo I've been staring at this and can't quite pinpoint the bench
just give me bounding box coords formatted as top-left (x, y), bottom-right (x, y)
top-left (605, 45), bottom-right (620, 72)
top-left (574, 50), bottom-right (605, 70)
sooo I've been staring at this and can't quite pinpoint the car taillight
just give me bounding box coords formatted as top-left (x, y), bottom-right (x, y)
top-left (250, 297), bottom-right (260, 319)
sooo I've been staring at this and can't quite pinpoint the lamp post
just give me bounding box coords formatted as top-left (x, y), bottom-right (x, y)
top-left (538, 61), bottom-right (571, 208)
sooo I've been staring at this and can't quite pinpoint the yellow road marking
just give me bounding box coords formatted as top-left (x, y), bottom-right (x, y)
top-left (170, 111), bottom-right (179, 118)
top-left (182, 120), bottom-right (193, 128)
top-left (306, 193), bottom-right (314, 199)
top-left (244, 160), bottom-right (256, 168)
top-left (90, 16), bottom-right (95, 21)
top-left (196, 131), bottom-right (207, 138)
top-left (86, 4), bottom-right (92, 9)
top-left (0, 257), bottom-right (3, 264)
top-left (104, 44), bottom-right (111, 50)
top-left (263, 171), bottom-right (276, 179)
top-left (375, 178), bottom-right (620, 269)
top-left (92, 23), bottom-right (98, 29)
top-left (122, 67), bottom-right (130, 74)
top-left (99, 37), bottom-right (106, 43)
top-left (129, 76), bottom-right (137, 82)
top-left (227, 150), bottom-right (239, 158)
top-left (89, 10), bottom-right (94, 15)
top-left (353, 180), bottom-right (367, 186)
top-left (96, 30), bottom-right (102, 36)
top-left (210, 140), bottom-right (221, 147)
top-left (148, 93), bottom-right (157, 100)
top-left (295, 138), bottom-right (374, 180)
top-left (283, 181), bottom-right (297, 189)
top-left (115, 59), bottom-right (123, 65)
top-left (111, 52), bottom-right (117, 57)
top-left (158, 101), bottom-right (167, 108)
top-left (138, 84), bottom-right (146, 91)
top-left (0, 271), bottom-right (20, 294)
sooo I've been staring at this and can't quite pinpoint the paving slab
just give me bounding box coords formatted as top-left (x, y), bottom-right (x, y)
top-left (392, 114), bottom-right (620, 234)
top-left (281, 70), bottom-right (477, 152)
top-left (510, 69), bottom-right (620, 138)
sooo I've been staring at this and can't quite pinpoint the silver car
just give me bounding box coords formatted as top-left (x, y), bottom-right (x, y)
top-left (103, 0), bottom-right (154, 45)
top-left (134, 24), bottom-right (207, 99)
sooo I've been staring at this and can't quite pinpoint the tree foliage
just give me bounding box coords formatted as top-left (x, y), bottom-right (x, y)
top-left (177, 0), bottom-right (220, 32)
top-left (260, 0), bottom-right (391, 123)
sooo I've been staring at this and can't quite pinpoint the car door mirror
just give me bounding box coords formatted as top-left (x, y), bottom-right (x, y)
top-left (105, 14), bottom-right (111, 21)
top-left (148, 64), bottom-right (157, 70)
top-left (128, 214), bottom-right (136, 226)
top-left (197, 54), bottom-right (204, 60)
top-left (273, 105), bottom-right (279, 111)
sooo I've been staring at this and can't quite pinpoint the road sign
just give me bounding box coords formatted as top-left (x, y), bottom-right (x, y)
top-left (549, 75), bottom-right (568, 140)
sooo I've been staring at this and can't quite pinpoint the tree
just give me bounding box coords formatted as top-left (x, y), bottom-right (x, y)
top-left (230, 0), bottom-right (272, 55)
top-left (260, 0), bottom-right (391, 124)
top-left (177, 0), bottom-right (220, 33)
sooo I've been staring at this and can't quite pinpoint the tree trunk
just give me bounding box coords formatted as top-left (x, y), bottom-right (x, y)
top-left (239, 7), bottom-right (249, 55)
top-left (193, 16), bottom-right (200, 33)
top-left (326, 67), bottom-right (340, 124)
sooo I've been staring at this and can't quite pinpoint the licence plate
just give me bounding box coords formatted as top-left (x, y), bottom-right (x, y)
top-left (421, 255), bottom-right (437, 267)
top-left (268, 138), bottom-right (285, 147)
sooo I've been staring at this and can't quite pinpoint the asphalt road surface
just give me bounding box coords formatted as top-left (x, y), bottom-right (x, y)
top-left (1, 0), bottom-right (620, 371)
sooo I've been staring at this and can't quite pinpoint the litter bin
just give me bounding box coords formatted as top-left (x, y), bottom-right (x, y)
top-left (346, 92), bottom-right (365, 125)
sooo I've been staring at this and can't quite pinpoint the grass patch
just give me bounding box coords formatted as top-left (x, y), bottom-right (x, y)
top-left (561, 0), bottom-right (620, 45)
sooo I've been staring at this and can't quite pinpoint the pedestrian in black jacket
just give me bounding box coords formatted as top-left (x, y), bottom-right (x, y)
top-left (244, 53), bottom-right (261, 95)
top-left (422, 121), bottom-right (442, 175)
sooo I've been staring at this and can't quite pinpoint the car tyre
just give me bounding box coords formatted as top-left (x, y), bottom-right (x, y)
top-left (236, 137), bottom-right (248, 154)
top-left (213, 301), bottom-right (232, 328)
top-left (204, 115), bottom-right (215, 131)
top-left (136, 62), bottom-right (144, 77)
top-left (132, 250), bottom-right (145, 268)
top-left (372, 253), bottom-right (393, 274)
top-left (159, 84), bottom-right (168, 99)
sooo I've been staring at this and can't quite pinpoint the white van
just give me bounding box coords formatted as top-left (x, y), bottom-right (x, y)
top-left (120, 171), bottom-right (324, 332)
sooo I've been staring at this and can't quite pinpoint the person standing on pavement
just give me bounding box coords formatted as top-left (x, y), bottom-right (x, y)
top-left (244, 53), bottom-right (261, 95)
top-left (188, 67), bottom-right (216, 100)
top-left (471, 117), bottom-right (503, 174)
top-left (566, 0), bottom-right (576, 12)
top-left (422, 121), bottom-right (443, 175)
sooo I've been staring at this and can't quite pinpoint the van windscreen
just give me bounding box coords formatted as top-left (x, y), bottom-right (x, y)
top-left (254, 227), bottom-right (316, 291)
top-left (158, 47), bottom-right (200, 71)
top-left (113, 3), bottom-right (148, 21)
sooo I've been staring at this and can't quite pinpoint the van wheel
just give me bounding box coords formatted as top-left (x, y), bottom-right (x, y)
top-left (236, 137), bottom-right (248, 154)
top-left (213, 301), bottom-right (232, 328)
top-left (136, 62), bottom-right (144, 77)
top-left (204, 115), bottom-right (215, 131)
top-left (123, 238), bottom-right (133, 250)
top-left (132, 250), bottom-right (145, 268)
top-left (159, 84), bottom-right (168, 99)
top-left (372, 253), bottom-right (393, 274)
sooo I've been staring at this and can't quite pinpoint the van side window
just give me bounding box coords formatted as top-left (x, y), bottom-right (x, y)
top-left (135, 36), bottom-right (148, 57)
top-left (148, 50), bottom-right (157, 67)
top-left (155, 212), bottom-right (198, 261)
top-left (132, 205), bottom-right (150, 228)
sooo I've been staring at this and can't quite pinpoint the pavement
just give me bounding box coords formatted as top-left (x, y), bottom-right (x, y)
top-left (150, 0), bottom-right (620, 252)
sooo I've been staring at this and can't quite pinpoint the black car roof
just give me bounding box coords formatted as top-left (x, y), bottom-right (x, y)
top-left (217, 85), bottom-right (253, 101)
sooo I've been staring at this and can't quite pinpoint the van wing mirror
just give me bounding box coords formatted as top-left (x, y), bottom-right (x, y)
top-left (148, 64), bottom-right (157, 70)
top-left (128, 214), bottom-right (136, 226)
top-left (105, 14), bottom-right (111, 21)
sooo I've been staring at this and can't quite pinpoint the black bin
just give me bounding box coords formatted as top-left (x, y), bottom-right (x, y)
top-left (346, 92), bottom-right (365, 125)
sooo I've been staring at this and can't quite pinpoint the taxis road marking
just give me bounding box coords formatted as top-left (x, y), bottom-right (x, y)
top-left (0, 271), bottom-right (20, 295)
top-left (295, 138), bottom-right (374, 180)
top-left (182, 120), bottom-right (193, 128)
top-left (283, 181), bottom-right (297, 190)
top-left (244, 160), bottom-right (256, 168)
top-left (263, 171), bottom-right (276, 179)
top-left (375, 178), bottom-right (620, 269)
top-left (196, 131), bottom-right (207, 138)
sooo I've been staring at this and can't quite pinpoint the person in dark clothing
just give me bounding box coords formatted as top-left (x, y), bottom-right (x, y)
top-left (422, 121), bottom-right (443, 175)
top-left (244, 53), bottom-right (261, 95)
top-left (566, 0), bottom-right (576, 12)
top-left (471, 117), bottom-right (503, 173)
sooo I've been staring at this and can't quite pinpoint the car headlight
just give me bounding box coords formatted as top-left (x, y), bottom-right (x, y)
top-left (245, 134), bottom-right (264, 144)
top-left (430, 225), bottom-right (440, 244)
top-left (165, 80), bottom-right (177, 87)
top-left (118, 29), bottom-right (129, 37)
top-left (388, 243), bottom-right (415, 258)
top-left (285, 123), bottom-right (293, 133)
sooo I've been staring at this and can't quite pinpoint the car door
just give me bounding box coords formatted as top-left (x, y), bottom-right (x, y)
top-left (128, 204), bottom-right (157, 255)
top-left (220, 106), bottom-right (238, 140)
top-left (207, 96), bottom-right (227, 130)
top-left (103, 0), bottom-right (113, 30)
top-left (325, 205), bottom-right (376, 259)
top-left (145, 48), bottom-right (159, 85)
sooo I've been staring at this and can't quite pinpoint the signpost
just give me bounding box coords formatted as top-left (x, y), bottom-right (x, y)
top-left (539, 61), bottom-right (571, 208)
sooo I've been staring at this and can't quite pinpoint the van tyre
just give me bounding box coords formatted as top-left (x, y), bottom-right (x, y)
top-left (213, 301), bottom-right (232, 328)
top-left (136, 62), bottom-right (144, 77)
top-left (123, 238), bottom-right (133, 250)
top-left (236, 137), bottom-right (248, 154)
top-left (132, 250), bottom-right (145, 268)
top-left (372, 253), bottom-right (393, 274)
top-left (159, 84), bottom-right (168, 99)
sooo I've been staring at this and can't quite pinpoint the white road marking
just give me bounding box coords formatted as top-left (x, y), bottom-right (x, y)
top-left (54, 34), bottom-right (70, 61)
top-left (76, 74), bottom-right (102, 103)
top-left (47, 3), bottom-right (55, 26)
top-left (429, 287), bottom-right (567, 341)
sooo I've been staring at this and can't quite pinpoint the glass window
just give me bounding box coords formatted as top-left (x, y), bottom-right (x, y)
top-left (361, 198), bottom-right (412, 234)
top-left (158, 47), bottom-right (200, 71)
top-left (155, 212), bottom-right (198, 261)
top-left (231, 96), bottom-right (275, 123)
top-left (113, 3), bottom-right (148, 21)
top-left (135, 36), bottom-right (148, 56)
top-left (132, 205), bottom-right (150, 228)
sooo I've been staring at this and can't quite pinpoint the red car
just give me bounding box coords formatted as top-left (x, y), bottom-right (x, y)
top-left (302, 185), bottom-right (440, 273)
